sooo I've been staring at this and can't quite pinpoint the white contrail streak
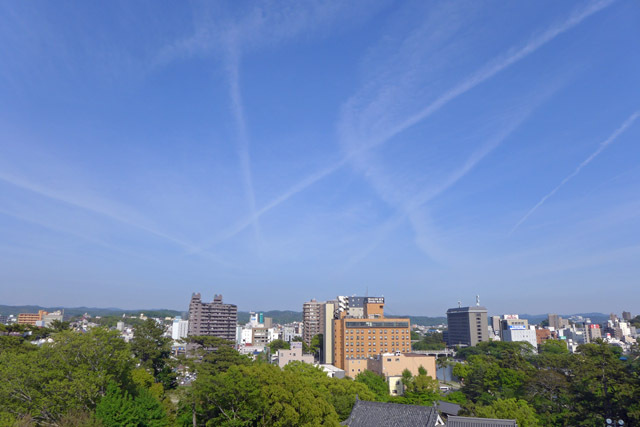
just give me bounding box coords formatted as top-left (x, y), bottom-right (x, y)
top-left (200, 0), bottom-right (614, 249)
top-left (510, 111), bottom-right (640, 234)
top-left (365, 0), bottom-right (615, 153)
top-left (225, 46), bottom-right (263, 249)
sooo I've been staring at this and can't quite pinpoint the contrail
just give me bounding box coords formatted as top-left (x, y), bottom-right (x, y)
top-left (199, 0), bottom-right (614, 249)
top-left (0, 172), bottom-right (230, 264)
top-left (510, 111), bottom-right (640, 234)
top-left (365, 0), bottom-right (615, 153)
top-left (225, 44), bottom-right (263, 249)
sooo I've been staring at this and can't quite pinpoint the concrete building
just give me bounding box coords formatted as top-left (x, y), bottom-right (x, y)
top-left (171, 317), bottom-right (189, 340)
top-left (333, 298), bottom-right (410, 370)
top-left (536, 328), bottom-right (552, 344)
top-left (499, 315), bottom-right (537, 349)
top-left (302, 299), bottom-right (323, 347)
top-left (586, 324), bottom-right (602, 342)
top-left (317, 364), bottom-right (345, 378)
top-left (369, 352), bottom-right (436, 379)
top-left (251, 327), bottom-right (270, 348)
top-left (322, 300), bottom-right (337, 364)
top-left (622, 311), bottom-right (632, 321)
top-left (446, 305), bottom-right (488, 347)
top-left (17, 310), bottom-right (48, 325)
top-left (187, 293), bottom-right (237, 341)
top-left (42, 310), bottom-right (64, 327)
top-left (277, 342), bottom-right (314, 368)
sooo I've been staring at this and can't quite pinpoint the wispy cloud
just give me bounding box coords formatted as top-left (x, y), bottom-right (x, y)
top-left (172, 0), bottom-right (614, 256)
top-left (0, 206), bottom-right (152, 260)
top-left (0, 171), bottom-right (228, 264)
top-left (342, 0), bottom-right (615, 154)
top-left (223, 39), bottom-right (263, 250)
top-left (510, 111), bottom-right (640, 234)
top-left (340, 103), bottom-right (544, 269)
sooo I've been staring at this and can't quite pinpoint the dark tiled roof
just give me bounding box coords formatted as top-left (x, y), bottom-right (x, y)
top-left (446, 415), bottom-right (517, 427)
top-left (341, 399), bottom-right (439, 427)
top-left (436, 400), bottom-right (461, 416)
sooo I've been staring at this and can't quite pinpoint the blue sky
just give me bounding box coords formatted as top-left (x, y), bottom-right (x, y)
top-left (1, 0), bottom-right (639, 316)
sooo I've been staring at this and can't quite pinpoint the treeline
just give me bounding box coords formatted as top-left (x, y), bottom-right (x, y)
top-left (451, 340), bottom-right (640, 426)
top-left (0, 305), bottom-right (183, 319)
top-left (2, 321), bottom-right (639, 426)
top-left (411, 331), bottom-right (446, 350)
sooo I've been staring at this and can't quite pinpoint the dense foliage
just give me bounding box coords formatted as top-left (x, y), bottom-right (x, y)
top-left (2, 323), bottom-right (640, 427)
top-left (411, 331), bottom-right (445, 350)
top-left (452, 340), bottom-right (640, 426)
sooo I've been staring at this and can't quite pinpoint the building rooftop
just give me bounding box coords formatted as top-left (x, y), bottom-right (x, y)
top-left (341, 398), bottom-right (440, 427)
top-left (447, 306), bottom-right (488, 313)
top-left (436, 400), bottom-right (461, 416)
top-left (446, 416), bottom-right (517, 427)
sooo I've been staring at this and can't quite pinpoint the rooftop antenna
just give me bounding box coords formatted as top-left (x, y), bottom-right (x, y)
top-left (458, 301), bottom-right (461, 308)
top-left (476, 295), bottom-right (480, 306)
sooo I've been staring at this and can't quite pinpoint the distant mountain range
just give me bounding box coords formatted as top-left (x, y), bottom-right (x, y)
top-left (0, 305), bottom-right (612, 326)
top-left (0, 305), bottom-right (185, 319)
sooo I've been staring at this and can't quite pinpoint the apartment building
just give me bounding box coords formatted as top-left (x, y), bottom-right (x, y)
top-left (302, 299), bottom-right (323, 347)
top-left (187, 293), bottom-right (237, 341)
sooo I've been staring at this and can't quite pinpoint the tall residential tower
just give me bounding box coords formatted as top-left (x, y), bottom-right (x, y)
top-left (187, 293), bottom-right (237, 342)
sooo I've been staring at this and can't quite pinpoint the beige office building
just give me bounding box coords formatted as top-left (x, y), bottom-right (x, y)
top-left (333, 298), bottom-right (411, 371)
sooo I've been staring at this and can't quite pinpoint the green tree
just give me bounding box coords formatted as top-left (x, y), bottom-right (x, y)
top-left (131, 368), bottom-right (164, 400)
top-left (395, 368), bottom-right (441, 406)
top-left (475, 398), bottom-right (540, 427)
top-left (283, 362), bottom-right (376, 421)
top-left (199, 345), bottom-right (252, 376)
top-left (193, 362), bottom-right (340, 426)
top-left (539, 339), bottom-right (568, 355)
top-left (0, 328), bottom-right (133, 424)
top-left (411, 332), bottom-right (445, 351)
top-left (310, 333), bottom-right (323, 358)
top-left (131, 319), bottom-right (174, 388)
top-left (95, 382), bottom-right (138, 427)
top-left (269, 339), bottom-right (290, 353)
top-left (134, 388), bottom-right (169, 427)
top-left (355, 371), bottom-right (389, 401)
top-left (50, 320), bottom-right (71, 331)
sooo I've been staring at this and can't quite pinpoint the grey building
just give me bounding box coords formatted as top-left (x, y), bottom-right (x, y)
top-left (342, 398), bottom-right (443, 426)
top-left (303, 299), bottom-right (323, 347)
top-left (446, 306), bottom-right (488, 347)
top-left (187, 293), bottom-right (237, 341)
top-left (446, 416), bottom-right (517, 426)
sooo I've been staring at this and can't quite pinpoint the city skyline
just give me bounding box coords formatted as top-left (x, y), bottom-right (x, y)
top-left (1, 1), bottom-right (639, 315)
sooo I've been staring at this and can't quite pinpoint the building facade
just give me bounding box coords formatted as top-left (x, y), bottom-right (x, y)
top-left (446, 306), bottom-right (488, 347)
top-left (302, 299), bottom-right (323, 347)
top-left (171, 318), bottom-right (189, 340)
top-left (277, 342), bottom-right (314, 368)
top-left (368, 352), bottom-right (437, 379)
top-left (333, 307), bottom-right (411, 370)
top-left (187, 293), bottom-right (237, 341)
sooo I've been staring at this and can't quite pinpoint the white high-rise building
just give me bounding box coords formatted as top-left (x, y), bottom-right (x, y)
top-left (171, 317), bottom-right (189, 340)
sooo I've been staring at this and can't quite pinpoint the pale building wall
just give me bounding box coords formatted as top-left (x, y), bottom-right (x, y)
top-left (369, 353), bottom-right (437, 379)
top-left (277, 346), bottom-right (314, 368)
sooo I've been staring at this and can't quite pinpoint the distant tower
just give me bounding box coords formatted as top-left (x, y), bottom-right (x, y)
top-left (476, 295), bottom-right (480, 306)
